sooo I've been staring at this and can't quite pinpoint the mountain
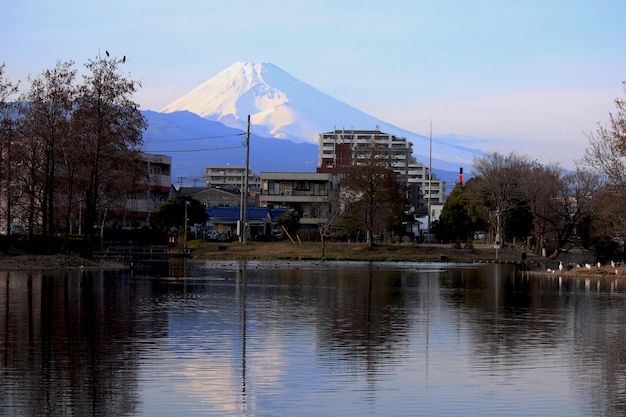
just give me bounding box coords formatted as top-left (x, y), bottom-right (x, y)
top-left (141, 110), bottom-right (462, 191)
top-left (159, 62), bottom-right (484, 173)
top-left (141, 110), bottom-right (319, 185)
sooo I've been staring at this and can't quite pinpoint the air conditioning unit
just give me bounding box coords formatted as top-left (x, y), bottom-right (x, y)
top-left (285, 190), bottom-right (292, 196)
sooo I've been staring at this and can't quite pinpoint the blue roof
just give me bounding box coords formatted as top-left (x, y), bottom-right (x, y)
top-left (206, 206), bottom-right (287, 220)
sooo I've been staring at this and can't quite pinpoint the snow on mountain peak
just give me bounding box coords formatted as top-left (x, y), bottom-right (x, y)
top-left (159, 62), bottom-right (484, 169)
top-left (160, 61), bottom-right (387, 143)
top-left (161, 62), bottom-right (300, 137)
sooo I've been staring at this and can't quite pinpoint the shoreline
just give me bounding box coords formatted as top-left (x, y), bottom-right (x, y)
top-left (0, 254), bottom-right (126, 271)
top-left (0, 242), bottom-right (624, 278)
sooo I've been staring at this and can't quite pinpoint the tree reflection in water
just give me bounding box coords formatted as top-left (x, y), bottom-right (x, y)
top-left (0, 262), bottom-right (625, 416)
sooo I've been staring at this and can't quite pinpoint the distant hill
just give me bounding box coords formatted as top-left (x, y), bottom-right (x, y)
top-left (141, 110), bottom-right (319, 185)
top-left (141, 110), bottom-right (461, 192)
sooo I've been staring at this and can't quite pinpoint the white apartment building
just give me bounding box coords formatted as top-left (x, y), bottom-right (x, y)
top-left (317, 129), bottom-right (445, 214)
top-left (406, 163), bottom-right (445, 205)
top-left (204, 166), bottom-right (260, 192)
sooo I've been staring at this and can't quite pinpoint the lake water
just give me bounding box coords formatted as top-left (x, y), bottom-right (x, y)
top-left (1, 261), bottom-right (625, 416)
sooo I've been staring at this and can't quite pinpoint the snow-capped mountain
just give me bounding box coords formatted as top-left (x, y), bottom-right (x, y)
top-left (159, 62), bottom-right (484, 172)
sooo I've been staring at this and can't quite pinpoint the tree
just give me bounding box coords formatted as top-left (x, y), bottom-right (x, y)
top-left (309, 189), bottom-right (341, 259)
top-left (18, 61), bottom-right (76, 248)
top-left (534, 168), bottom-right (595, 258)
top-left (576, 176), bottom-right (622, 262)
top-left (73, 54), bottom-right (146, 256)
top-left (472, 151), bottom-right (534, 246)
top-left (582, 83), bottom-right (626, 186)
top-left (434, 179), bottom-right (485, 244)
top-left (339, 147), bottom-right (408, 248)
top-left (581, 83), bottom-right (626, 254)
top-left (152, 195), bottom-right (207, 238)
top-left (0, 64), bottom-right (19, 238)
top-left (518, 164), bottom-right (560, 255)
top-left (275, 210), bottom-right (301, 241)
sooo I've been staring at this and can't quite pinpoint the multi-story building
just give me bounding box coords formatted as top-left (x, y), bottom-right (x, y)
top-left (111, 153), bottom-right (172, 228)
top-left (407, 162), bottom-right (445, 206)
top-left (204, 165), bottom-right (260, 192)
top-left (176, 185), bottom-right (256, 208)
top-left (317, 129), bottom-right (412, 180)
top-left (259, 172), bottom-right (337, 228)
top-left (316, 129), bottom-right (445, 217)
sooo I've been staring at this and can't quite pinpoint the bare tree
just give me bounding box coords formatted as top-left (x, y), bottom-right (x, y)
top-left (310, 189), bottom-right (341, 259)
top-left (73, 54), bottom-right (146, 256)
top-left (339, 146), bottom-right (407, 248)
top-left (0, 64), bottom-right (19, 236)
top-left (472, 151), bottom-right (534, 246)
top-left (580, 84), bottom-right (626, 256)
top-left (18, 61), bottom-right (76, 248)
top-left (530, 167), bottom-right (596, 258)
top-left (11, 120), bottom-right (45, 239)
top-left (582, 83), bottom-right (626, 187)
top-left (519, 163), bottom-right (562, 256)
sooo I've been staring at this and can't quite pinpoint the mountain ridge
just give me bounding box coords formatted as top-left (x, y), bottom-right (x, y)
top-left (147, 62), bottom-right (486, 191)
top-left (141, 110), bottom-right (461, 191)
top-left (158, 62), bottom-right (484, 172)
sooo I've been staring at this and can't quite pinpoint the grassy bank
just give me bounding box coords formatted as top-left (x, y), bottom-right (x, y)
top-left (190, 240), bottom-right (626, 277)
top-left (2, 241), bottom-right (625, 278)
top-left (188, 240), bottom-right (536, 263)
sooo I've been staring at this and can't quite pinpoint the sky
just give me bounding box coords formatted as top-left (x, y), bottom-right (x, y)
top-left (2, 0), bottom-right (625, 169)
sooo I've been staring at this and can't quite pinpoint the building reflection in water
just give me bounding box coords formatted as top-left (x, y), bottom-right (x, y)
top-left (1, 262), bottom-right (625, 416)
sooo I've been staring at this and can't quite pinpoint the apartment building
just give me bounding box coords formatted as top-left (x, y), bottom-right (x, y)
top-left (259, 172), bottom-right (337, 227)
top-left (316, 129), bottom-right (445, 215)
top-left (204, 165), bottom-right (260, 192)
top-left (111, 153), bottom-right (172, 228)
top-left (318, 129), bottom-right (411, 179)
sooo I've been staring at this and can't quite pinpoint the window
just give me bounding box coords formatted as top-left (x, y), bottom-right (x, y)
top-left (293, 181), bottom-right (310, 191)
top-left (312, 182), bottom-right (327, 195)
top-left (268, 181), bottom-right (280, 195)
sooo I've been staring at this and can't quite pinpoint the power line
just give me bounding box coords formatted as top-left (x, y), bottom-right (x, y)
top-left (147, 145), bottom-right (245, 153)
top-left (143, 132), bottom-right (246, 143)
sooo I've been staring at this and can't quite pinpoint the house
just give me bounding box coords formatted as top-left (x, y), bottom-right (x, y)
top-left (258, 172), bottom-right (337, 230)
top-left (205, 206), bottom-right (286, 240)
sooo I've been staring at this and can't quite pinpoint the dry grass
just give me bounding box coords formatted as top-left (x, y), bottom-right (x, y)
top-left (189, 240), bottom-right (536, 263)
top-left (191, 241), bottom-right (626, 278)
top-left (0, 253), bottom-right (125, 270)
top-left (2, 241), bottom-right (625, 278)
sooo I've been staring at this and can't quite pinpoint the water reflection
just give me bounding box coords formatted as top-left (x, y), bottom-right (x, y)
top-left (0, 262), bottom-right (625, 416)
top-left (0, 270), bottom-right (158, 416)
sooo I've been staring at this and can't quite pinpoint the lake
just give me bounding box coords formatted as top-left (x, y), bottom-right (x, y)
top-left (1, 261), bottom-right (625, 416)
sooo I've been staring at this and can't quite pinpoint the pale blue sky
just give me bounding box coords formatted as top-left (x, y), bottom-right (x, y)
top-left (2, 0), bottom-right (624, 168)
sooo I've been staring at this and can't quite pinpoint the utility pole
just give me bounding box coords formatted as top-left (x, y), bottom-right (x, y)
top-left (242, 115), bottom-right (250, 245)
top-left (428, 119), bottom-right (432, 236)
top-left (184, 200), bottom-right (189, 248)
